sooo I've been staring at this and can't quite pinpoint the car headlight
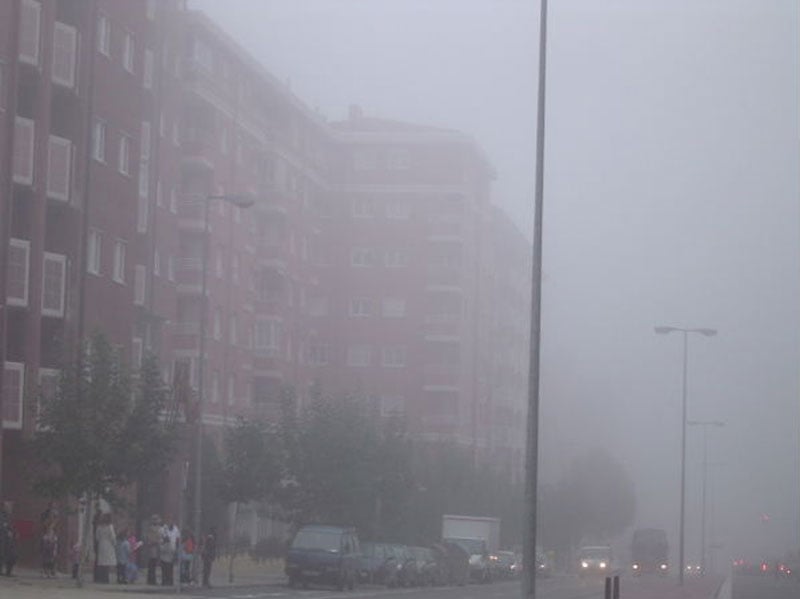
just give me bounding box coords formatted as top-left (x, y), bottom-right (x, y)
top-left (599, 562), bottom-right (607, 569)
top-left (632, 564), bottom-right (639, 570)
top-left (581, 561), bottom-right (589, 568)
top-left (660, 563), bottom-right (668, 570)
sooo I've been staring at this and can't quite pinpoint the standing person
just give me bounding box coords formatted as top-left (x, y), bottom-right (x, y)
top-left (94, 513), bottom-right (116, 583)
top-left (145, 515), bottom-right (162, 585)
top-left (159, 523), bottom-right (177, 586)
top-left (180, 530), bottom-right (195, 584)
top-left (201, 527), bottom-right (217, 588)
top-left (41, 526), bottom-right (58, 578)
top-left (126, 533), bottom-right (143, 583)
top-left (115, 529), bottom-right (130, 583)
top-left (2, 502), bottom-right (17, 577)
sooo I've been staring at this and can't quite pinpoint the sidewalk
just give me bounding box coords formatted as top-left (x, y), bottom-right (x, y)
top-left (0, 557), bottom-right (286, 598)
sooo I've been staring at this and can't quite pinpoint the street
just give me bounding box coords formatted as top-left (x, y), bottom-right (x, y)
top-left (732, 575), bottom-right (800, 599)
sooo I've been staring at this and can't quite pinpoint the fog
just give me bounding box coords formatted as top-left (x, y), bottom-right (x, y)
top-left (194, 0), bottom-right (799, 562)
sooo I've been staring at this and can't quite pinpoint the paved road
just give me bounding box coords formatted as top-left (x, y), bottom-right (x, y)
top-left (732, 575), bottom-right (800, 599)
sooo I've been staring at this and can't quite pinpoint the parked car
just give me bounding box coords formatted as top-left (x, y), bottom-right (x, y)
top-left (409, 546), bottom-right (444, 585)
top-left (285, 525), bottom-right (361, 590)
top-left (536, 552), bottom-right (553, 577)
top-left (449, 537), bottom-right (492, 582)
top-left (358, 541), bottom-right (399, 586)
top-left (435, 541), bottom-right (470, 586)
top-left (492, 550), bottom-right (517, 579)
top-left (389, 544), bottom-right (419, 586)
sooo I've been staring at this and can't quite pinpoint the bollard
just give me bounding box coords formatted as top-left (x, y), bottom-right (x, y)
top-left (604, 576), bottom-right (612, 599)
top-left (613, 574), bottom-right (620, 599)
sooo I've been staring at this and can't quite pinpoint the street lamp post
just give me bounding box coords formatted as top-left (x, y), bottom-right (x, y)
top-left (193, 193), bottom-right (254, 545)
top-left (654, 326), bottom-right (717, 586)
top-left (687, 420), bottom-right (724, 576)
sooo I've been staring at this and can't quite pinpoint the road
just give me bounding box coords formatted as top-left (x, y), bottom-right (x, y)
top-left (732, 575), bottom-right (800, 599)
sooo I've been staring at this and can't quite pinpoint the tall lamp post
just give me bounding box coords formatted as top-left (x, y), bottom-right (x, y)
top-left (193, 193), bottom-right (255, 544)
top-left (654, 326), bottom-right (717, 586)
top-left (687, 419), bottom-right (724, 576)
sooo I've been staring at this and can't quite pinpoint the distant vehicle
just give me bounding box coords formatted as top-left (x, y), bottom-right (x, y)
top-left (285, 525), bottom-right (361, 590)
top-left (536, 552), bottom-right (553, 577)
top-left (685, 563), bottom-right (703, 576)
top-left (492, 550), bottom-right (517, 579)
top-left (442, 515), bottom-right (501, 552)
top-left (631, 528), bottom-right (669, 575)
top-left (358, 541), bottom-right (398, 586)
top-left (578, 545), bottom-right (614, 577)
top-left (448, 537), bottom-right (492, 582)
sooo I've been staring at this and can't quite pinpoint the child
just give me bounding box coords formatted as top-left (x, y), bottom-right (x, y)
top-left (41, 527), bottom-right (58, 578)
top-left (126, 533), bottom-right (143, 583)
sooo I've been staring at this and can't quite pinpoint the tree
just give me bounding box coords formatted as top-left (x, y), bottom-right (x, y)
top-left (539, 449), bottom-right (636, 563)
top-left (219, 418), bottom-right (282, 582)
top-left (32, 334), bottom-right (178, 584)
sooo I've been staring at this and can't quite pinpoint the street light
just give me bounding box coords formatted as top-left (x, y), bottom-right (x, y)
top-left (654, 325), bottom-right (717, 586)
top-left (193, 193), bottom-right (255, 545)
top-left (687, 420), bottom-right (724, 575)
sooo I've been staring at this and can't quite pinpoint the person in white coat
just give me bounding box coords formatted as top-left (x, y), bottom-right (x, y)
top-left (94, 513), bottom-right (116, 584)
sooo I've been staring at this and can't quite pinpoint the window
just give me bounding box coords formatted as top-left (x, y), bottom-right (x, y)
top-left (13, 117), bottom-right (35, 185)
top-left (92, 120), bottom-right (106, 163)
top-left (52, 22), bottom-right (77, 88)
top-left (140, 121), bottom-right (151, 160)
top-left (167, 255), bottom-right (175, 282)
top-left (347, 345), bottom-right (371, 367)
top-left (3, 362), bottom-right (24, 430)
top-left (134, 265), bottom-right (146, 305)
top-left (212, 308), bottom-right (222, 340)
top-left (159, 111), bottom-right (166, 138)
top-left (307, 344), bottom-right (329, 366)
top-left (353, 149), bottom-right (376, 172)
top-left (137, 193), bottom-right (149, 233)
top-left (42, 252), bottom-right (66, 317)
top-left (155, 180), bottom-right (163, 207)
top-left (153, 250), bottom-right (160, 277)
top-left (349, 297), bottom-right (373, 317)
top-left (231, 254), bottom-right (239, 284)
top-left (87, 229), bottom-right (102, 275)
top-left (308, 297), bottom-right (328, 317)
top-left (96, 13), bottom-right (110, 56)
top-left (385, 250), bottom-right (408, 268)
top-left (143, 48), bottom-right (154, 89)
top-left (145, 0), bottom-right (157, 20)
top-left (380, 395), bottom-right (405, 418)
top-left (192, 38), bottom-right (213, 71)
top-left (387, 148), bottom-right (410, 170)
top-left (351, 248), bottom-right (375, 267)
top-left (38, 368), bottom-right (60, 418)
top-left (352, 197), bottom-right (374, 218)
top-left (386, 199), bottom-right (410, 219)
top-left (227, 375), bottom-right (235, 405)
top-left (118, 135), bottom-right (131, 175)
top-left (7, 239), bottom-right (30, 307)
top-left (172, 122), bottom-right (180, 146)
top-left (169, 188), bottom-right (178, 213)
top-left (112, 241), bottom-right (126, 283)
top-left (131, 338), bottom-right (143, 370)
top-left (382, 298), bottom-right (406, 318)
top-left (123, 32), bottom-right (135, 73)
top-left (47, 135), bottom-right (72, 202)
top-left (228, 315), bottom-right (237, 346)
top-left (210, 371), bottom-right (219, 403)
top-left (19, 0), bottom-right (41, 66)
top-left (255, 319), bottom-right (280, 352)
top-left (382, 346), bottom-right (407, 368)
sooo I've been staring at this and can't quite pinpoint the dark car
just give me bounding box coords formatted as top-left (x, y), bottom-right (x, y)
top-left (389, 544), bottom-right (418, 586)
top-left (492, 550), bottom-right (517, 579)
top-left (434, 541), bottom-right (469, 586)
top-left (285, 525), bottom-right (361, 590)
top-left (409, 546), bottom-right (444, 585)
top-left (358, 542), bottom-right (399, 586)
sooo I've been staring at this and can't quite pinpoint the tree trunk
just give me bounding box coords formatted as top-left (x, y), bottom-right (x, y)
top-left (228, 502), bottom-right (239, 583)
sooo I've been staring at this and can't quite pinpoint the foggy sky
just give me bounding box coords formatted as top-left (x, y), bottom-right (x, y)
top-left (193, 0), bottom-right (800, 560)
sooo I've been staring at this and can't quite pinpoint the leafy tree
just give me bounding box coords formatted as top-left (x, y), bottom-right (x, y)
top-left (539, 448), bottom-right (636, 563)
top-left (219, 418), bottom-right (282, 581)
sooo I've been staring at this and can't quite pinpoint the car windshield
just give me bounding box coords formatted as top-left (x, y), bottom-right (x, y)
top-left (581, 548), bottom-right (612, 560)
top-left (291, 530), bottom-right (341, 552)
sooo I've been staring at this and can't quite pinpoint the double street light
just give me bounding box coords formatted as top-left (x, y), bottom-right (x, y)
top-left (193, 193), bottom-right (255, 543)
top-left (654, 326), bottom-right (717, 586)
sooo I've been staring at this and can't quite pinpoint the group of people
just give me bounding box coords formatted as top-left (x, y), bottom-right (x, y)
top-left (142, 515), bottom-right (217, 587)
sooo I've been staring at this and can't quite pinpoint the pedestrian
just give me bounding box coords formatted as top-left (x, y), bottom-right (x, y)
top-left (94, 513), bottom-right (116, 583)
top-left (115, 528), bottom-right (130, 583)
top-left (41, 526), bottom-right (58, 578)
top-left (180, 530), bottom-right (195, 584)
top-left (2, 502), bottom-right (17, 577)
top-left (159, 523), bottom-right (177, 586)
top-left (126, 533), bottom-right (143, 583)
top-left (70, 540), bottom-right (80, 579)
top-left (145, 514), bottom-right (162, 585)
top-left (201, 527), bottom-right (217, 588)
